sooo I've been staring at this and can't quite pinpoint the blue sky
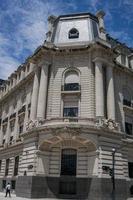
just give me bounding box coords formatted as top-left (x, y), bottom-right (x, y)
top-left (0, 0), bottom-right (132, 79)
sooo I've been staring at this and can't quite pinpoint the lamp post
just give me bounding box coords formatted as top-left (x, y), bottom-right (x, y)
top-left (112, 148), bottom-right (116, 199)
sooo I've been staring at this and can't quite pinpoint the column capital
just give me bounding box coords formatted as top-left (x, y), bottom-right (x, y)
top-left (38, 61), bottom-right (50, 68)
top-left (93, 57), bottom-right (114, 68)
top-left (93, 57), bottom-right (104, 64)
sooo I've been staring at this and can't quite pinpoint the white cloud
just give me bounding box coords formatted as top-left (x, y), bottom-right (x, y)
top-left (0, 0), bottom-right (63, 79)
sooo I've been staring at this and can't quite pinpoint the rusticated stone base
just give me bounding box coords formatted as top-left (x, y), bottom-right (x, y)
top-left (16, 176), bottom-right (128, 199)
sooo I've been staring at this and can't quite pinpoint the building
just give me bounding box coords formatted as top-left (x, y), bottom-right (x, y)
top-left (0, 10), bottom-right (133, 200)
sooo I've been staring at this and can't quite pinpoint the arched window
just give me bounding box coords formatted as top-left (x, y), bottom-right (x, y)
top-left (123, 88), bottom-right (132, 107)
top-left (68, 28), bottom-right (79, 39)
top-left (61, 149), bottom-right (77, 176)
top-left (64, 70), bottom-right (79, 91)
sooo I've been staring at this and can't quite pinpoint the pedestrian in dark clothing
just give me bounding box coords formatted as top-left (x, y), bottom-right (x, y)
top-left (5, 183), bottom-right (11, 197)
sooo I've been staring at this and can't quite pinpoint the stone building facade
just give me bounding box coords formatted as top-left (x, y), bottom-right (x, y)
top-left (0, 10), bottom-right (133, 199)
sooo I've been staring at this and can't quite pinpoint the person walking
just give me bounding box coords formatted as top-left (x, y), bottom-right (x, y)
top-left (5, 182), bottom-right (11, 197)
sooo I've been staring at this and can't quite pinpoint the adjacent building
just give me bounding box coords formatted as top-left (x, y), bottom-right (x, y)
top-left (0, 10), bottom-right (133, 199)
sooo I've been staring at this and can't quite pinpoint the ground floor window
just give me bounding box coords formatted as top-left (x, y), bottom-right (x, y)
top-left (128, 162), bottom-right (133, 178)
top-left (61, 149), bottom-right (77, 176)
top-left (11, 180), bottom-right (16, 190)
top-left (2, 180), bottom-right (6, 189)
top-left (125, 122), bottom-right (132, 135)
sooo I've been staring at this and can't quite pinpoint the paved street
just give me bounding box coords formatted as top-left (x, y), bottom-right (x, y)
top-left (0, 193), bottom-right (70, 200)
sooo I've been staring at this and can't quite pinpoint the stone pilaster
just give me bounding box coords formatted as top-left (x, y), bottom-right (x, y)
top-left (14, 113), bottom-right (19, 141)
top-left (15, 99), bottom-right (21, 141)
top-left (5, 117), bottom-right (10, 144)
top-left (21, 68), bottom-right (25, 80)
top-left (30, 68), bottom-right (40, 121)
top-left (106, 65), bottom-right (115, 120)
top-left (0, 123), bottom-right (3, 146)
top-left (37, 63), bottom-right (49, 119)
top-left (95, 60), bottom-right (104, 118)
top-left (23, 96), bottom-right (29, 132)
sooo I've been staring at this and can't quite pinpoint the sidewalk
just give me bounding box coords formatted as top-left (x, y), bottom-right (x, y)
top-left (0, 192), bottom-right (133, 200)
top-left (0, 192), bottom-right (63, 200)
top-left (0, 193), bottom-right (59, 200)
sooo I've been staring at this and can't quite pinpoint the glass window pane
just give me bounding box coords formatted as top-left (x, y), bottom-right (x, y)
top-left (125, 122), bottom-right (132, 135)
top-left (63, 107), bottom-right (78, 117)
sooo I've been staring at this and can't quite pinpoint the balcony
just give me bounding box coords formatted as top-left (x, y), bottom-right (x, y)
top-left (61, 83), bottom-right (81, 95)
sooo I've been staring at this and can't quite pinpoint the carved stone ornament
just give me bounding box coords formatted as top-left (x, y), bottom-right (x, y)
top-left (25, 118), bottom-right (44, 131)
top-left (96, 118), bottom-right (120, 131)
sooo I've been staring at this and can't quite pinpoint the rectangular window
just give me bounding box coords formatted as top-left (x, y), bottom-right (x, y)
top-left (10, 121), bottom-right (15, 132)
top-left (5, 159), bottom-right (10, 176)
top-left (128, 162), bottom-right (133, 178)
top-left (2, 139), bottom-right (5, 145)
top-left (14, 156), bottom-right (19, 176)
top-left (64, 83), bottom-right (80, 91)
top-left (123, 99), bottom-right (131, 107)
top-left (63, 107), bottom-right (78, 117)
top-left (3, 125), bottom-right (7, 135)
top-left (125, 122), bottom-right (132, 135)
top-left (0, 160), bottom-right (2, 172)
top-left (19, 124), bottom-right (23, 134)
top-left (11, 180), bottom-right (16, 190)
top-left (9, 136), bottom-right (13, 145)
top-left (2, 180), bottom-right (6, 189)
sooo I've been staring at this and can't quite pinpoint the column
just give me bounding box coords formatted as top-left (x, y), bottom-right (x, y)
top-left (21, 68), bottom-right (25, 80)
top-left (30, 69), bottom-right (40, 120)
top-left (0, 122), bottom-right (3, 146)
top-left (23, 97), bottom-right (29, 132)
top-left (95, 61), bottom-right (104, 117)
top-left (5, 118), bottom-right (10, 144)
top-left (106, 66), bottom-right (115, 120)
top-left (14, 112), bottom-right (19, 141)
top-left (29, 62), bottom-right (35, 72)
top-left (15, 99), bottom-right (21, 141)
top-left (37, 64), bottom-right (48, 119)
top-left (12, 75), bottom-right (17, 87)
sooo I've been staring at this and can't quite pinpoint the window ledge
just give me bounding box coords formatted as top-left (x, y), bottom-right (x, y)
top-left (123, 105), bottom-right (133, 112)
top-left (61, 90), bottom-right (81, 95)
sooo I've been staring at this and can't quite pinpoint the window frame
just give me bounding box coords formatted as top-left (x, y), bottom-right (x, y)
top-left (68, 28), bottom-right (79, 39)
